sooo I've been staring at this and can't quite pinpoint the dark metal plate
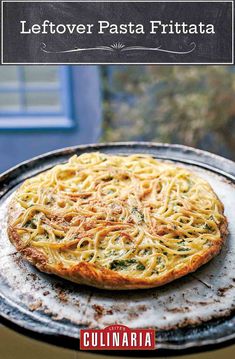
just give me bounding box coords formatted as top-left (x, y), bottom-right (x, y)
top-left (0, 142), bottom-right (235, 356)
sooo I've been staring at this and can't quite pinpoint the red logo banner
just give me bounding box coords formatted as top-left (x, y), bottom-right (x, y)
top-left (80, 324), bottom-right (155, 350)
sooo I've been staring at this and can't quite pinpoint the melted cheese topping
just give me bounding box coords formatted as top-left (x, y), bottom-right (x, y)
top-left (11, 152), bottom-right (225, 279)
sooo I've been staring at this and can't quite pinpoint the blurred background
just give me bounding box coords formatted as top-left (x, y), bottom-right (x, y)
top-left (0, 65), bottom-right (234, 172)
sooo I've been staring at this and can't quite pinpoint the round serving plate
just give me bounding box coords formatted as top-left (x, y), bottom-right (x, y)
top-left (0, 142), bottom-right (235, 356)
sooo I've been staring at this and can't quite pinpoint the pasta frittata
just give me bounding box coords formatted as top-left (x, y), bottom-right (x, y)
top-left (8, 152), bottom-right (228, 289)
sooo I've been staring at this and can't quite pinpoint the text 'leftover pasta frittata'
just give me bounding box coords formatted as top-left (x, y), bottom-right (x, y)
top-left (8, 152), bottom-right (228, 289)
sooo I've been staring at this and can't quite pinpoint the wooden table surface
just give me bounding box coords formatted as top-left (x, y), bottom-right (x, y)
top-left (0, 325), bottom-right (235, 359)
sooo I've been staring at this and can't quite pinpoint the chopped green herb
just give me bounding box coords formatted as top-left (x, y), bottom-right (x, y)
top-left (143, 248), bottom-right (152, 255)
top-left (131, 207), bottom-right (144, 223)
top-left (25, 219), bottom-right (37, 229)
top-left (179, 247), bottom-right (190, 252)
top-left (109, 258), bottom-right (147, 271)
top-left (136, 263), bottom-right (145, 270)
top-left (110, 259), bottom-right (137, 270)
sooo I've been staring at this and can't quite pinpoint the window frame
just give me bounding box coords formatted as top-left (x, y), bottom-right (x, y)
top-left (0, 66), bottom-right (75, 130)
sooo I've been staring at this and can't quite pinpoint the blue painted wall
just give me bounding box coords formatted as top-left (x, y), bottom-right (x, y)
top-left (0, 66), bottom-right (102, 173)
